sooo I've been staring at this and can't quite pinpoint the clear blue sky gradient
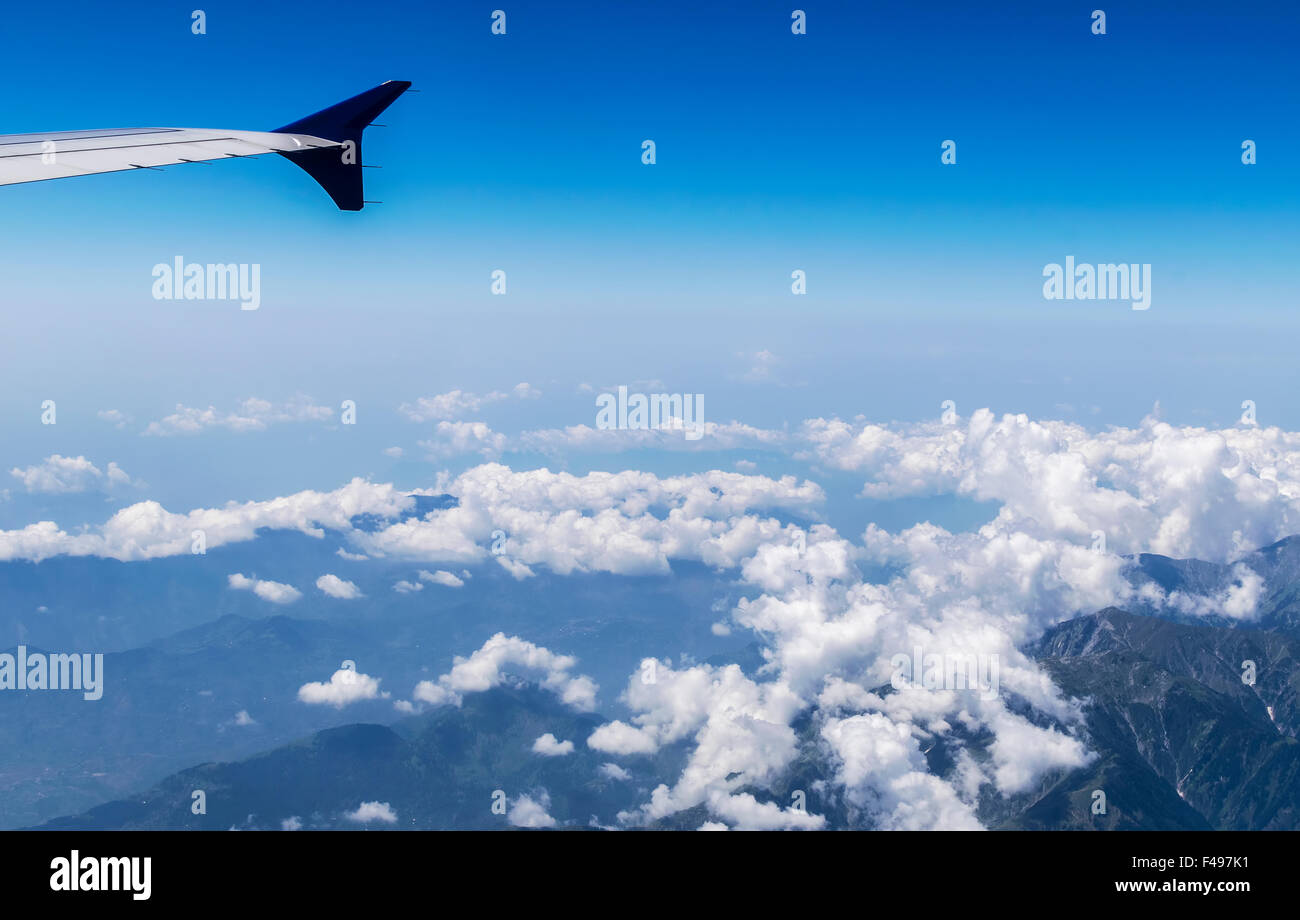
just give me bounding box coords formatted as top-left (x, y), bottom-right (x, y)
top-left (1, 0), bottom-right (1297, 519)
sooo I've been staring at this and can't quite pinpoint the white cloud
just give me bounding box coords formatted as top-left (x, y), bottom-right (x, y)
top-left (821, 713), bottom-right (984, 830)
top-left (393, 579), bottom-right (424, 593)
top-left (0, 464), bottom-right (820, 574)
top-left (587, 720), bottom-right (658, 755)
top-left (532, 733), bottom-right (575, 756)
top-left (981, 708), bottom-right (1094, 795)
top-left (399, 384), bottom-right (541, 422)
top-left (344, 801), bottom-right (397, 824)
top-left (280, 816), bottom-right (303, 831)
top-left (797, 409), bottom-right (1300, 564)
top-left (297, 667), bottom-right (389, 708)
top-left (705, 791), bottom-right (825, 830)
top-left (355, 464), bottom-right (824, 578)
top-left (419, 569), bottom-right (464, 588)
top-left (10, 455), bottom-right (134, 494)
top-left (410, 633), bottom-right (598, 711)
top-left (400, 389), bottom-right (506, 422)
top-left (599, 763), bottom-right (631, 781)
top-left (143, 395), bottom-right (332, 436)
top-left (316, 574), bottom-right (363, 599)
top-left (508, 792), bottom-right (556, 828)
top-left (97, 409), bottom-right (132, 429)
top-left (233, 710), bottom-right (257, 727)
top-left (228, 573), bottom-right (301, 604)
top-left (419, 421), bottom-right (508, 460)
top-left (0, 477), bottom-right (411, 563)
top-left (606, 661), bottom-right (808, 825)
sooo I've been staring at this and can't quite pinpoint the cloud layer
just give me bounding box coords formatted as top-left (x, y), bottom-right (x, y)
top-left (8, 408), bottom-right (1300, 829)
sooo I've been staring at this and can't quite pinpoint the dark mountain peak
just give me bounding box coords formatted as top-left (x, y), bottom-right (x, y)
top-left (1248, 533), bottom-right (1300, 563)
top-left (290, 722), bottom-right (406, 759)
top-left (150, 612), bottom-right (311, 654)
top-left (1031, 607), bottom-right (1145, 658)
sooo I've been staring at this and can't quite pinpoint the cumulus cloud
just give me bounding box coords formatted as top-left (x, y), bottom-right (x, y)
top-left (705, 791), bottom-right (825, 830)
top-left (419, 569), bottom-right (465, 587)
top-left (0, 477), bottom-right (411, 563)
top-left (587, 720), bottom-right (658, 755)
top-left (10, 455), bottom-right (134, 494)
top-left (399, 384), bottom-right (539, 422)
top-left (599, 763), bottom-right (631, 781)
top-left (532, 733), bottom-right (575, 756)
top-left (143, 395), bottom-right (332, 436)
top-left (315, 574), bottom-right (363, 599)
top-left (354, 464), bottom-right (824, 579)
top-left (821, 713), bottom-right (983, 830)
top-left (797, 409), bottom-right (1300, 564)
top-left (410, 633), bottom-right (598, 711)
top-left (604, 660), bottom-right (809, 826)
top-left (228, 573), bottom-right (301, 604)
top-left (344, 801), bottom-right (397, 824)
top-left (574, 413), bottom-right (1195, 828)
top-left (298, 667), bottom-right (389, 708)
top-left (418, 421), bottom-right (509, 460)
top-left (625, 511), bottom-right (1098, 827)
top-left (508, 792), bottom-right (556, 829)
top-left (0, 464), bottom-right (822, 576)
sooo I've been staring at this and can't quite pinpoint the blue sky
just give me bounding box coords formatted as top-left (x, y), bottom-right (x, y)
top-left (1, 0), bottom-right (1297, 519)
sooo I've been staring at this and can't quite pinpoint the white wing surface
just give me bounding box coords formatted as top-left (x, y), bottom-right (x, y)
top-left (0, 127), bottom-right (339, 186)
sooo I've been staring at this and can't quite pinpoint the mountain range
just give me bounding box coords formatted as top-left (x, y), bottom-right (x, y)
top-left (13, 534), bottom-right (1300, 830)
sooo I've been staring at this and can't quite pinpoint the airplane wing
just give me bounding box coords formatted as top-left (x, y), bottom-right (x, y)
top-left (0, 81), bottom-right (411, 211)
top-left (0, 127), bottom-right (341, 184)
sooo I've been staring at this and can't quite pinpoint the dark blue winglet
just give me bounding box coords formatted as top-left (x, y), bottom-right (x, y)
top-left (273, 80), bottom-right (412, 211)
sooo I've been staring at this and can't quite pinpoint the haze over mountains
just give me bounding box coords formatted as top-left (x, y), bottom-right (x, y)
top-left (0, 526), bottom-right (753, 828)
